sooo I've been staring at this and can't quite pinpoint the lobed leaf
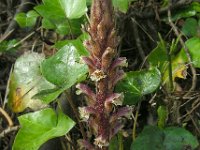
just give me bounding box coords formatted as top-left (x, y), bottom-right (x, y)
top-left (12, 108), bottom-right (75, 150)
top-left (116, 68), bottom-right (161, 105)
top-left (41, 44), bottom-right (88, 89)
top-left (15, 10), bottom-right (39, 28)
top-left (131, 126), bottom-right (199, 150)
top-left (8, 52), bottom-right (56, 112)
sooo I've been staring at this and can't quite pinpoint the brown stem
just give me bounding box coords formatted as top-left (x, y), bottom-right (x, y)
top-left (0, 106), bottom-right (13, 127)
top-left (65, 91), bottom-right (87, 140)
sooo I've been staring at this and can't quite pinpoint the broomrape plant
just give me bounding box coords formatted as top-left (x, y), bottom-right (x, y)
top-left (77, 0), bottom-right (132, 149)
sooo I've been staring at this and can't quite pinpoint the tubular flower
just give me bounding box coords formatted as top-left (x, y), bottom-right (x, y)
top-left (77, 0), bottom-right (132, 149)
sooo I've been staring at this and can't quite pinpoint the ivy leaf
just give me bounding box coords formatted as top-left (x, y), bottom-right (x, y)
top-left (131, 126), bottom-right (199, 150)
top-left (34, 0), bottom-right (87, 20)
top-left (131, 126), bottom-right (165, 150)
top-left (8, 52), bottom-right (56, 112)
top-left (182, 18), bottom-right (198, 37)
top-left (12, 108), bottom-right (75, 150)
top-left (54, 34), bottom-right (89, 56)
top-left (184, 37), bottom-right (200, 68)
top-left (41, 43), bottom-right (88, 89)
top-left (15, 10), bottom-right (39, 28)
top-left (34, 0), bottom-right (87, 35)
top-left (163, 127), bottom-right (199, 150)
top-left (147, 42), bottom-right (168, 70)
top-left (116, 68), bottom-right (161, 105)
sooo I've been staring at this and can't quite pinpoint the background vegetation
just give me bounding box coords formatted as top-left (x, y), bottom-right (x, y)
top-left (1, 0), bottom-right (200, 149)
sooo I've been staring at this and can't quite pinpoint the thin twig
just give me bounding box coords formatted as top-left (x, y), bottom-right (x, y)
top-left (131, 18), bottom-right (149, 68)
top-left (132, 102), bottom-right (141, 141)
top-left (0, 126), bottom-right (20, 138)
top-left (0, 107), bottom-right (13, 127)
top-left (4, 0), bottom-right (34, 39)
top-left (179, 98), bottom-right (200, 120)
top-left (0, 29), bottom-right (14, 42)
top-left (168, 5), bottom-right (197, 93)
top-left (13, 27), bottom-right (41, 48)
top-left (166, 40), bottom-right (174, 91)
top-left (128, 0), bottom-right (194, 19)
top-left (3, 65), bottom-right (13, 108)
top-left (186, 109), bottom-right (200, 135)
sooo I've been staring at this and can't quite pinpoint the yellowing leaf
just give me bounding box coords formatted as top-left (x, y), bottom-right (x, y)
top-left (162, 55), bottom-right (188, 88)
top-left (8, 52), bottom-right (55, 112)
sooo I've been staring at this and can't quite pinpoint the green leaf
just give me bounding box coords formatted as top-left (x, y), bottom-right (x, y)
top-left (8, 52), bottom-right (57, 112)
top-left (15, 10), bottom-right (39, 28)
top-left (42, 18), bottom-right (83, 35)
top-left (116, 68), bottom-right (161, 105)
top-left (148, 36), bottom-right (188, 87)
top-left (42, 18), bottom-right (56, 29)
top-left (12, 108), bottom-right (75, 150)
top-left (34, 0), bottom-right (87, 20)
top-left (41, 43), bottom-right (88, 88)
top-left (112, 0), bottom-right (129, 13)
top-left (131, 126), bottom-right (165, 150)
top-left (35, 0), bottom-right (87, 35)
top-left (131, 126), bottom-right (199, 150)
top-left (32, 88), bottom-right (63, 104)
top-left (147, 42), bottom-right (167, 70)
top-left (0, 39), bottom-right (18, 52)
top-left (163, 127), bottom-right (199, 150)
top-left (182, 18), bottom-right (198, 37)
top-left (185, 37), bottom-right (200, 68)
top-left (162, 2), bottom-right (200, 21)
top-left (54, 34), bottom-right (89, 56)
top-left (55, 19), bottom-right (83, 35)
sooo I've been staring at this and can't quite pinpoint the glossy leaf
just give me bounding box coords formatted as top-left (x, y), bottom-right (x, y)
top-left (41, 18), bottom-right (56, 29)
top-left (41, 44), bottom-right (88, 88)
top-left (34, 0), bottom-right (87, 20)
top-left (56, 19), bottom-right (83, 35)
top-left (54, 34), bottom-right (89, 56)
top-left (116, 68), bottom-right (161, 105)
top-left (32, 88), bottom-right (63, 104)
top-left (12, 108), bottom-right (75, 150)
top-left (15, 10), bottom-right (39, 28)
top-left (34, 0), bottom-right (86, 35)
top-left (131, 126), bottom-right (199, 150)
top-left (8, 52), bottom-right (56, 112)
